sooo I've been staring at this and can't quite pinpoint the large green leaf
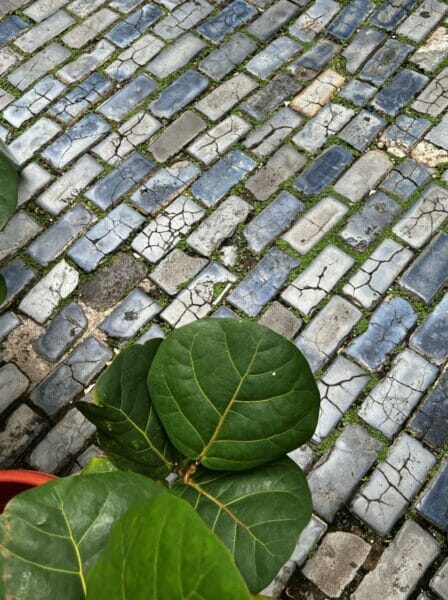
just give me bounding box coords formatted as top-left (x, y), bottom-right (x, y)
top-left (0, 149), bottom-right (19, 231)
top-left (0, 472), bottom-right (166, 600)
top-left (81, 456), bottom-right (119, 474)
top-left (77, 340), bottom-right (176, 479)
top-left (172, 457), bottom-right (312, 593)
top-left (0, 275), bottom-right (6, 305)
top-left (86, 495), bottom-right (252, 600)
top-left (148, 319), bottom-right (319, 470)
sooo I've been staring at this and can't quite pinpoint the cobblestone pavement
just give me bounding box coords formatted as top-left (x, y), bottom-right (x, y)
top-left (1, 0), bottom-right (448, 597)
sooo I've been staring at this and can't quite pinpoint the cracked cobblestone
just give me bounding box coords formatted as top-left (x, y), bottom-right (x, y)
top-left (1, 0), bottom-right (448, 596)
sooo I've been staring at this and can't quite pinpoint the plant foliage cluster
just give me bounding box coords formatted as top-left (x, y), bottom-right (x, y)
top-left (1, 318), bottom-right (320, 599)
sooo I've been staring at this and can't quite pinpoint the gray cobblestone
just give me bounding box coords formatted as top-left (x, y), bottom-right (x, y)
top-left (352, 433), bottom-right (435, 535)
top-left (8, 43), bottom-right (70, 90)
top-left (198, 32), bottom-right (256, 81)
top-left (0, 364), bottom-right (29, 413)
top-left (359, 349), bottom-right (438, 438)
top-left (295, 296), bottom-right (361, 372)
top-left (352, 521), bottom-right (439, 600)
top-left (150, 110), bottom-right (206, 163)
top-left (35, 302), bottom-right (87, 362)
top-left (187, 195), bottom-right (250, 257)
top-left (308, 424), bottom-right (383, 522)
top-left (313, 357), bottom-right (369, 443)
top-left (0, 211), bottom-right (42, 261)
top-left (0, 404), bottom-right (46, 468)
top-left (282, 245), bottom-right (354, 316)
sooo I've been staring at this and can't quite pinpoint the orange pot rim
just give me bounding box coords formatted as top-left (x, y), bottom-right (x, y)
top-left (0, 469), bottom-right (56, 486)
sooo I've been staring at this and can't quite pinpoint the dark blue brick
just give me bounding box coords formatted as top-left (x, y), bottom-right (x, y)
top-left (191, 150), bottom-right (256, 207)
top-left (294, 145), bottom-right (353, 195)
top-left (289, 39), bottom-right (339, 79)
top-left (197, 0), bottom-right (256, 42)
top-left (99, 74), bottom-right (156, 122)
top-left (85, 152), bottom-right (155, 210)
top-left (244, 191), bottom-right (304, 252)
top-left (35, 302), bottom-right (87, 362)
top-left (339, 110), bottom-right (385, 151)
top-left (340, 79), bottom-right (377, 106)
top-left (50, 72), bottom-right (112, 122)
top-left (106, 4), bottom-right (163, 47)
top-left (372, 69), bottom-right (428, 116)
top-left (370, 0), bottom-right (417, 30)
top-left (411, 293), bottom-right (448, 364)
top-left (400, 232), bottom-right (448, 305)
top-left (359, 39), bottom-right (413, 86)
top-left (327, 0), bottom-right (374, 40)
top-left (346, 297), bottom-right (417, 370)
top-left (150, 70), bottom-right (209, 119)
top-left (410, 370), bottom-right (448, 449)
top-left (1, 258), bottom-right (35, 306)
top-left (0, 15), bottom-right (27, 46)
top-left (228, 248), bottom-right (299, 317)
top-left (418, 463), bottom-right (448, 532)
top-left (381, 158), bottom-right (432, 200)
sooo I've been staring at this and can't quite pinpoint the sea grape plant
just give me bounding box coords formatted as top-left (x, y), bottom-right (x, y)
top-left (79, 318), bottom-right (320, 592)
top-left (0, 318), bottom-right (320, 598)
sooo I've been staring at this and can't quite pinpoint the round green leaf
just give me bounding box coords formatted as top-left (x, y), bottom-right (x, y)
top-left (0, 275), bottom-right (6, 305)
top-left (77, 340), bottom-right (176, 479)
top-left (172, 457), bottom-right (312, 593)
top-left (0, 149), bottom-right (19, 231)
top-left (148, 319), bottom-right (319, 470)
top-left (0, 472), bottom-right (166, 600)
top-left (86, 495), bottom-right (252, 600)
top-left (81, 456), bottom-right (119, 474)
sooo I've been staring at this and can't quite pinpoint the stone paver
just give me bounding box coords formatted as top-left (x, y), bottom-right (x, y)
top-left (2, 0), bottom-right (448, 596)
top-left (303, 532), bottom-right (371, 598)
top-left (352, 521), bottom-right (440, 600)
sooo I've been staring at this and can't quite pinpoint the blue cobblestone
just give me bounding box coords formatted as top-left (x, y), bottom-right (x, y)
top-left (381, 158), bottom-right (432, 199)
top-left (27, 204), bottom-right (93, 266)
top-left (68, 204), bottom-right (144, 272)
top-left (370, 0), bottom-right (417, 30)
top-left (346, 297), bottom-right (417, 370)
top-left (197, 0), bottom-right (256, 42)
top-left (247, 37), bottom-right (300, 79)
top-left (400, 232), bottom-right (448, 304)
top-left (289, 39), bottom-right (338, 79)
top-left (418, 463), bottom-right (448, 532)
top-left (106, 4), bottom-right (163, 47)
top-left (191, 150), bottom-right (256, 207)
top-left (150, 70), bottom-right (209, 119)
top-left (244, 191), bottom-right (304, 253)
top-left (42, 114), bottom-right (110, 170)
top-left (411, 293), bottom-right (448, 364)
top-left (228, 248), bottom-right (299, 317)
top-left (380, 115), bottom-right (431, 151)
top-left (340, 79), bottom-right (377, 106)
top-left (327, 0), bottom-right (374, 40)
top-left (339, 110), bottom-right (385, 151)
top-left (339, 192), bottom-right (401, 250)
top-left (372, 69), bottom-right (428, 116)
top-left (0, 312), bottom-right (20, 341)
top-left (35, 302), bottom-right (87, 362)
top-left (100, 289), bottom-right (161, 338)
top-left (99, 74), bottom-right (156, 122)
top-left (1, 258), bottom-right (35, 306)
top-left (410, 370), bottom-right (448, 450)
top-left (85, 152), bottom-right (155, 210)
top-left (294, 145), bottom-right (353, 195)
top-left (50, 72), bottom-right (112, 122)
top-left (359, 39), bottom-right (413, 85)
top-left (198, 33), bottom-right (256, 81)
top-left (0, 15), bottom-right (27, 45)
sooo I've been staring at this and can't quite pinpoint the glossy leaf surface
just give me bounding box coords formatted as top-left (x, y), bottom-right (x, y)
top-left (149, 319), bottom-right (319, 470)
top-left (78, 340), bottom-right (176, 479)
top-left (86, 495), bottom-right (251, 600)
top-left (0, 472), bottom-right (166, 599)
top-left (172, 458), bottom-right (312, 593)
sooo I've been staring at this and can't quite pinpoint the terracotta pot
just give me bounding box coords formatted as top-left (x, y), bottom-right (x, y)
top-left (0, 469), bottom-right (56, 513)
